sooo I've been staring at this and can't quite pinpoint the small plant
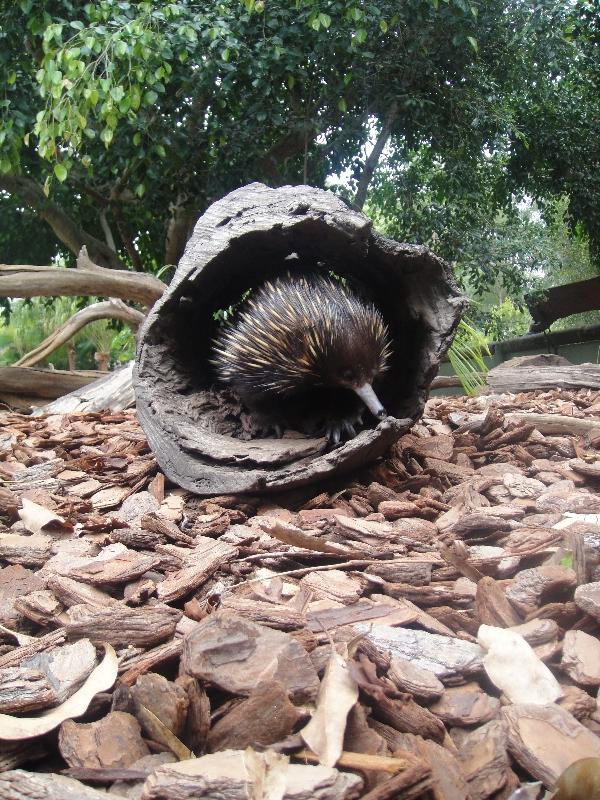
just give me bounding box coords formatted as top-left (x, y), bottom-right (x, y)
top-left (448, 318), bottom-right (491, 396)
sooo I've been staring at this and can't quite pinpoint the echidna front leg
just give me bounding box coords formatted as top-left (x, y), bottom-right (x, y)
top-left (324, 410), bottom-right (364, 445)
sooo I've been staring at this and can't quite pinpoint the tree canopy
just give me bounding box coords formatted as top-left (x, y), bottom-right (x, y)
top-left (0, 0), bottom-right (598, 294)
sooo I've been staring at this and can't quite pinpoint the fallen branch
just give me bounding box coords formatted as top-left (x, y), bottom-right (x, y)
top-left (505, 412), bottom-right (600, 436)
top-left (487, 362), bottom-right (600, 393)
top-left (32, 362), bottom-right (135, 415)
top-left (15, 300), bottom-right (144, 368)
top-left (0, 367), bottom-right (103, 400)
top-left (0, 247), bottom-right (166, 308)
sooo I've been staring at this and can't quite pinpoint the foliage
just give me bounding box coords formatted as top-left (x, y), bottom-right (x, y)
top-left (0, 0), bottom-right (595, 286)
top-left (479, 297), bottom-right (530, 342)
top-left (507, 0), bottom-right (600, 264)
top-left (0, 296), bottom-right (136, 369)
top-left (448, 318), bottom-right (490, 395)
top-left (0, 296), bottom-right (84, 368)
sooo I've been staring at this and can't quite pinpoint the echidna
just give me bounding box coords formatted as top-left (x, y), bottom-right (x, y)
top-left (211, 273), bottom-right (392, 441)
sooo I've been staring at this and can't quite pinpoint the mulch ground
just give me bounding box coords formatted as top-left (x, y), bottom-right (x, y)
top-left (1, 388), bottom-right (600, 799)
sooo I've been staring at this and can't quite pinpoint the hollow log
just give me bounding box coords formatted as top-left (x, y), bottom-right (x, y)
top-left (134, 183), bottom-right (466, 495)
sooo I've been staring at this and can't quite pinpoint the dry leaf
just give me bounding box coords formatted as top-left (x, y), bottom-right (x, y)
top-left (244, 747), bottom-right (289, 800)
top-left (0, 643), bottom-right (118, 740)
top-left (478, 625), bottom-right (562, 705)
top-left (0, 623), bottom-right (35, 646)
top-left (135, 704), bottom-right (192, 761)
top-left (18, 498), bottom-right (73, 536)
top-left (257, 519), bottom-right (361, 557)
top-left (300, 646), bottom-right (359, 767)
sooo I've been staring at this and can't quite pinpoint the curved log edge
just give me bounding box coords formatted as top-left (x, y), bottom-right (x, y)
top-left (134, 183), bottom-right (466, 495)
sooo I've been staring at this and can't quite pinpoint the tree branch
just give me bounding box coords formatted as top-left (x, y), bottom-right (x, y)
top-left (111, 206), bottom-right (145, 272)
top-left (353, 100), bottom-right (399, 211)
top-left (0, 174), bottom-right (124, 270)
top-left (0, 247), bottom-right (166, 307)
top-left (252, 124), bottom-right (317, 185)
top-left (99, 210), bottom-right (117, 252)
top-left (15, 299), bottom-right (144, 368)
top-left (164, 194), bottom-right (199, 267)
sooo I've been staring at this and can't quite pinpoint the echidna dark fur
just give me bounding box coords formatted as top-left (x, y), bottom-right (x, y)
top-left (210, 272), bottom-right (392, 440)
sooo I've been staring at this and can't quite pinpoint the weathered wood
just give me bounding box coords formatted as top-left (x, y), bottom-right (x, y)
top-left (135, 182), bottom-right (465, 495)
top-left (0, 770), bottom-right (110, 799)
top-left (65, 603), bottom-right (181, 647)
top-left (488, 361), bottom-right (600, 393)
top-left (505, 411), bottom-right (600, 436)
top-left (0, 367), bottom-right (104, 400)
top-left (527, 275), bottom-right (600, 331)
top-left (0, 249), bottom-right (165, 308)
top-left (32, 362), bottom-right (135, 416)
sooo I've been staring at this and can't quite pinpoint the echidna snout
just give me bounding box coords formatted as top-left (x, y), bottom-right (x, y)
top-left (211, 273), bottom-right (392, 435)
top-left (352, 383), bottom-right (387, 419)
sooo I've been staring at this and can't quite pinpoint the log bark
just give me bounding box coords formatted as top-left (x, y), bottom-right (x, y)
top-left (15, 300), bottom-right (144, 368)
top-left (0, 247), bottom-right (165, 308)
top-left (527, 276), bottom-right (600, 332)
top-left (31, 362), bottom-right (135, 416)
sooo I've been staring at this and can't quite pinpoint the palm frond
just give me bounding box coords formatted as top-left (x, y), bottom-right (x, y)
top-left (448, 319), bottom-right (490, 395)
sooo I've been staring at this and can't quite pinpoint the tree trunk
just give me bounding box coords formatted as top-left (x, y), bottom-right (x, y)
top-left (353, 100), bottom-right (399, 211)
top-left (0, 174), bottom-right (124, 270)
top-left (164, 196), bottom-right (200, 267)
top-left (0, 367), bottom-right (104, 400)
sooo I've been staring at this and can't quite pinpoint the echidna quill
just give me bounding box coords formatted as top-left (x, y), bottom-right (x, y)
top-left (210, 273), bottom-right (392, 442)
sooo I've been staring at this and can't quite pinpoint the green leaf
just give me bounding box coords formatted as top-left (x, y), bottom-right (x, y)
top-left (110, 85), bottom-right (125, 102)
top-left (7, 71), bottom-right (16, 86)
top-left (135, 182), bottom-right (146, 198)
top-left (143, 89), bottom-right (158, 105)
top-left (467, 36), bottom-right (478, 52)
top-left (337, 98), bottom-right (347, 112)
top-left (380, 20), bottom-right (388, 33)
top-left (319, 13), bottom-right (331, 29)
top-left (560, 552), bottom-right (574, 569)
top-left (100, 127), bottom-right (113, 145)
top-left (53, 163), bottom-right (67, 182)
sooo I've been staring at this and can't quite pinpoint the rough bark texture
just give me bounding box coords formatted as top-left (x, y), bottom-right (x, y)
top-left (134, 183), bottom-right (465, 495)
top-left (527, 275), bottom-right (600, 332)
